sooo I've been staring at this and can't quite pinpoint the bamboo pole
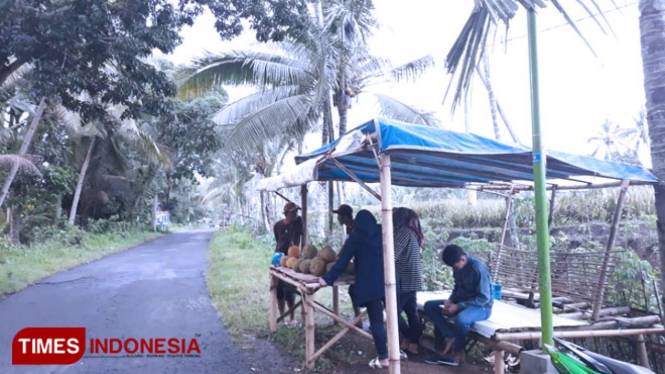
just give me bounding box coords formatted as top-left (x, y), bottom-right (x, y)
top-left (332, 285), bottom-right (339, 324)
top-left (527, 8), bottom-right (554, 347)
top-left (493, 188), bottom-right (514, 280)
top-left (270, 275), bottom-right (278, 332)
top-left (493, 326), bottom-right (665, 341)
top-left (635, 334), bottom-right (650, 368)
top-left (592, 180), bottom-right (630, 320)
top-left (277, 300), bottom-right (303, 324)
top-left (301, 184), bottom-right (308, 247)
top-left (494, 350), bottom-right (505, 374)
top-left (311, 302), bottom-right (372, 339)
top-left (379, 153), bottom-right (400, 374)
top-left (548, 185), bottom-right (557, 227)
top-left (477, 180), bottom-right (653, 191)
top-left (304, 293), bottom-right (315, 369)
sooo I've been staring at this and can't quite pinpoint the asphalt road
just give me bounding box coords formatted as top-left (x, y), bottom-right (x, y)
top-left (0, 229), bottom-right (250, 374)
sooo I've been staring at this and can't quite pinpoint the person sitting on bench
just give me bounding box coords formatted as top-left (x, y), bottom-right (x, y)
top-left (424, 244), bottom-right (493, 367)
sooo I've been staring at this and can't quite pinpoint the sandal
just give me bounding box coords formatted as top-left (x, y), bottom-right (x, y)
top-left (368, 357), bottom-right (387, 369)
top-left (399, 350), bottom-right (408, 360)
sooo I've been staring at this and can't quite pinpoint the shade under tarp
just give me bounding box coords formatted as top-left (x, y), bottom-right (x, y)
top-left (257, 117), bottom-right (658, 191)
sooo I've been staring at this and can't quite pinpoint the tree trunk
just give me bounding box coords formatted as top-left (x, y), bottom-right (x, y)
top-left (322, 94), bottom-right (335, 240)
top-left (0, 97), bottom-right (47, 208)
top-left (639, 0), bottom-right (665, 294)
top-left (260, 191), bottom-right (271, 233)
top-left (69, 137), bottom-right (96, 225)
top-left (152, 194), bottom-right (158, 232)
top-left (9, 205), bottom-right (21, 244)
top-left (131, 165), bottom-right (156, 222)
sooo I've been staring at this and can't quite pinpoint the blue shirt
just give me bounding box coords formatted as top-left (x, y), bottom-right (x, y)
top-left (449, 256), bottom-right (493, 310)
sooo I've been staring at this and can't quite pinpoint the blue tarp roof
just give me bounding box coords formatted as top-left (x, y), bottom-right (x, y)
top-left (295, 117), bottom-right (658, 188)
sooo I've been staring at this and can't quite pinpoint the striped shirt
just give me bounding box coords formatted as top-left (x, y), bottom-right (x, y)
top-left (394, 226), bottom-right (423, 293)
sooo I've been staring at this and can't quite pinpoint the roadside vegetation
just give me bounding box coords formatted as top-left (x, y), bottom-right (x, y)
top-left (0, 223), bottom-right (161, 295)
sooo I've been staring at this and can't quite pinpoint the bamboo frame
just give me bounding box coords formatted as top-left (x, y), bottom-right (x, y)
top-left (268, 267), bottom-right (371, 369)
top-left (592, 180), bottom-right (630, 320)
top-left (493, 187), bottom-right (515, 281)
top-left (301, 185), bottom-right (308, 247)
top-left (493, 325), bottom-right (665, 341)
top-left (380, 153), bottom-right (400, 374)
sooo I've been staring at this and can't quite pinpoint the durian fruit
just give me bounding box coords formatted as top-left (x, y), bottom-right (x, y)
top-left (299, 259), bottom-right (312, 274)
top-left (294, 258), bottom-right (305, 273)
top-left (286, 257), bottom-right (299, 269)
top-left (326, 261), bottom-right (335, 272)
top-left (302, 244), bottom-right (318, 260)
top-left (318, 246), bottom-right (337, 262)
top-left (346, 262), bottom-right (355, 275)
top-left (279, 256), bottom-right (290, 267)
top-left (287, 245), bottom-right (300, 258)
top-left (310, 257), bottom-right (327, 276)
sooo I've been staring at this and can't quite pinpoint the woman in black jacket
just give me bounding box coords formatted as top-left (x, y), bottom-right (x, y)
top-left (318, 210), bottom-right (390, 369)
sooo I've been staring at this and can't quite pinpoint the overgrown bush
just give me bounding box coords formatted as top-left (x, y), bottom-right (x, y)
top-left (608, 248), bottom-right (661, 312)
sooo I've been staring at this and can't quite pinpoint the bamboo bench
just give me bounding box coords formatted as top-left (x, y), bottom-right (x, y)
top-left (416, 291), bottom-right (664, 374)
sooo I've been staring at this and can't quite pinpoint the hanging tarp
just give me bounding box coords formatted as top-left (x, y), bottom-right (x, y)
top-left (258, 117), bottom-right (658, 191)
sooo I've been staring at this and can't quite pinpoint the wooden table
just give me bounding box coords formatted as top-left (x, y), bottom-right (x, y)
top-left (269, 265), bottom-right (372, 369)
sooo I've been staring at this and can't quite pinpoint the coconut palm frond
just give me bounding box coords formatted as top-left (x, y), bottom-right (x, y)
top-left (5, 94), bottom-right (35, 116)
top-left (372, 93), bottom-right (440, 127)
top-left (54, 105), bottom-right (106, 138)
top-left (324, 0), bottom-right (377, 44)
top-left (212, 85), bottom-right (302, 124)
top-left (222, 95), bottom-right (313, 153)
top-left (105, 136), bottom-right (131, 174)
top-left (447, 0), bottom-right (610, 110)
top-left (389, 56), bottom-right (435, 83)
top-left (0, 154), bottom-right (42, 176)
top-left (178, 50), bottom-right (312, 99)
top-left (445, 6), bottom-right (493, 109)
top-left (119, 119), bottom-right (172, 168)
top-left (550, 0), bottom-right (598, 57)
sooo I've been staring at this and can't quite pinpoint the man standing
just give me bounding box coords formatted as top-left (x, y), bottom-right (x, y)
top-left (424, 245), bottom-right (493, 366)
top-left (332, 204), bottom-right (362, 326)
top-left (274, 202), bottom-right (303, 326)
top-left (333, 204), bottom-right (354, 235)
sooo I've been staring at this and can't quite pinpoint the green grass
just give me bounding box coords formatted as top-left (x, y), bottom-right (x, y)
top-left (0, 228), bottom-right (161, 295)
top-left (207, 228), bottom-right (274, 336)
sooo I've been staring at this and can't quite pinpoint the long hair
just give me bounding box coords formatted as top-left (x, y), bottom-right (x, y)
top-left (394, 207), bottom-right (424, 247)
top-left (406, 208), bottom-right (424, 247)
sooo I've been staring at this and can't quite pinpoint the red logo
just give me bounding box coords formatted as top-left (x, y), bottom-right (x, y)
top-left (12, 327), bottom-right (86, 365)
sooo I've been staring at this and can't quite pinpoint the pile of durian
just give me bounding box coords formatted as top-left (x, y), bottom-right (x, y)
top-left (279, 244), bottom-right (354, 276)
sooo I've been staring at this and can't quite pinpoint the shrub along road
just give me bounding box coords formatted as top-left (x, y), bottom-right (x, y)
top-left (0, 229), bottom-right (249, 373)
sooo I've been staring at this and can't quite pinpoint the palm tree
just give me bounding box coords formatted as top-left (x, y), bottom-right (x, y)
top-left (58, 101), bottom-right (170, 226)
top-left (178, 4), bottom-right (436, 156)
top-left (0, 65), bottom-right (48, 208)
top-left (639, 0), bottom-right (665, 294)
top-left (587, 119), bottom-right (625, 161)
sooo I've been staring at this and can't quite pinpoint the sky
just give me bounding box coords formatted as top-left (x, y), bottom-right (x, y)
top-left (157, 0), bottom-right (648, 165)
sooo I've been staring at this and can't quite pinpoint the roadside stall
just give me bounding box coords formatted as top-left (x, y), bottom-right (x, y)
top-left (257, 117), bottom-right (661, 374)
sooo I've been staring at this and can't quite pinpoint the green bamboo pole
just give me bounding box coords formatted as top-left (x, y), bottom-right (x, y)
top-left (527, 8), bottom-right (554, 346)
